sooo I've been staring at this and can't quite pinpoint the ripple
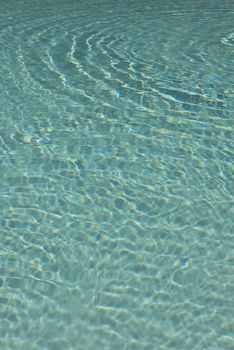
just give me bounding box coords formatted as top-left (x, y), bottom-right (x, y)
top-left (1, 1), bottom-right (232, 118)
top-left (0, 1), bottom-right (233, 349)
top-left (221, 32), bottom-right (234, 46)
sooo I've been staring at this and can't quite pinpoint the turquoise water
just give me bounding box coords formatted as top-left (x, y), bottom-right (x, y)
top-left (0, 0), bottom-right (233, 348)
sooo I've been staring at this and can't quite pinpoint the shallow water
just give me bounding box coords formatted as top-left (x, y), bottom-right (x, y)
top-left (0, 0), bottom-right (233, 349)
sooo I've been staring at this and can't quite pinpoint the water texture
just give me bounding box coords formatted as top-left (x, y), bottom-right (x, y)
top-left (0, 0), bottom-right (233, 349)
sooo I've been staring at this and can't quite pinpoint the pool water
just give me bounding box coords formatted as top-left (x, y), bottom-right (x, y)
top-left (0, 0), bottom-right (233, 349)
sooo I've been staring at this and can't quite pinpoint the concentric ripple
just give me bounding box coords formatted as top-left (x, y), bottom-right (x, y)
top-left (0, 0), bottom-right (234, 349)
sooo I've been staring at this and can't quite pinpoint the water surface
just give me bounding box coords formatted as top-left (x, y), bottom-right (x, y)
top-left (0, 0), bottom-right (233, 349)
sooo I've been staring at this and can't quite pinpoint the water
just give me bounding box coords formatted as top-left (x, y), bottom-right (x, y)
top-left (0, 0), bottom-right (233, 349)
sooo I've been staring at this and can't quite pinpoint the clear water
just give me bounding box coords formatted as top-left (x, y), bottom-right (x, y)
top-left (0, 0), bottom-right (233, 349)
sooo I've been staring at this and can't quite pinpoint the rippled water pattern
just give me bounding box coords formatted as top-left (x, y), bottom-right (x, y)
top-left (0, 0), bottom-right (234, 349)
